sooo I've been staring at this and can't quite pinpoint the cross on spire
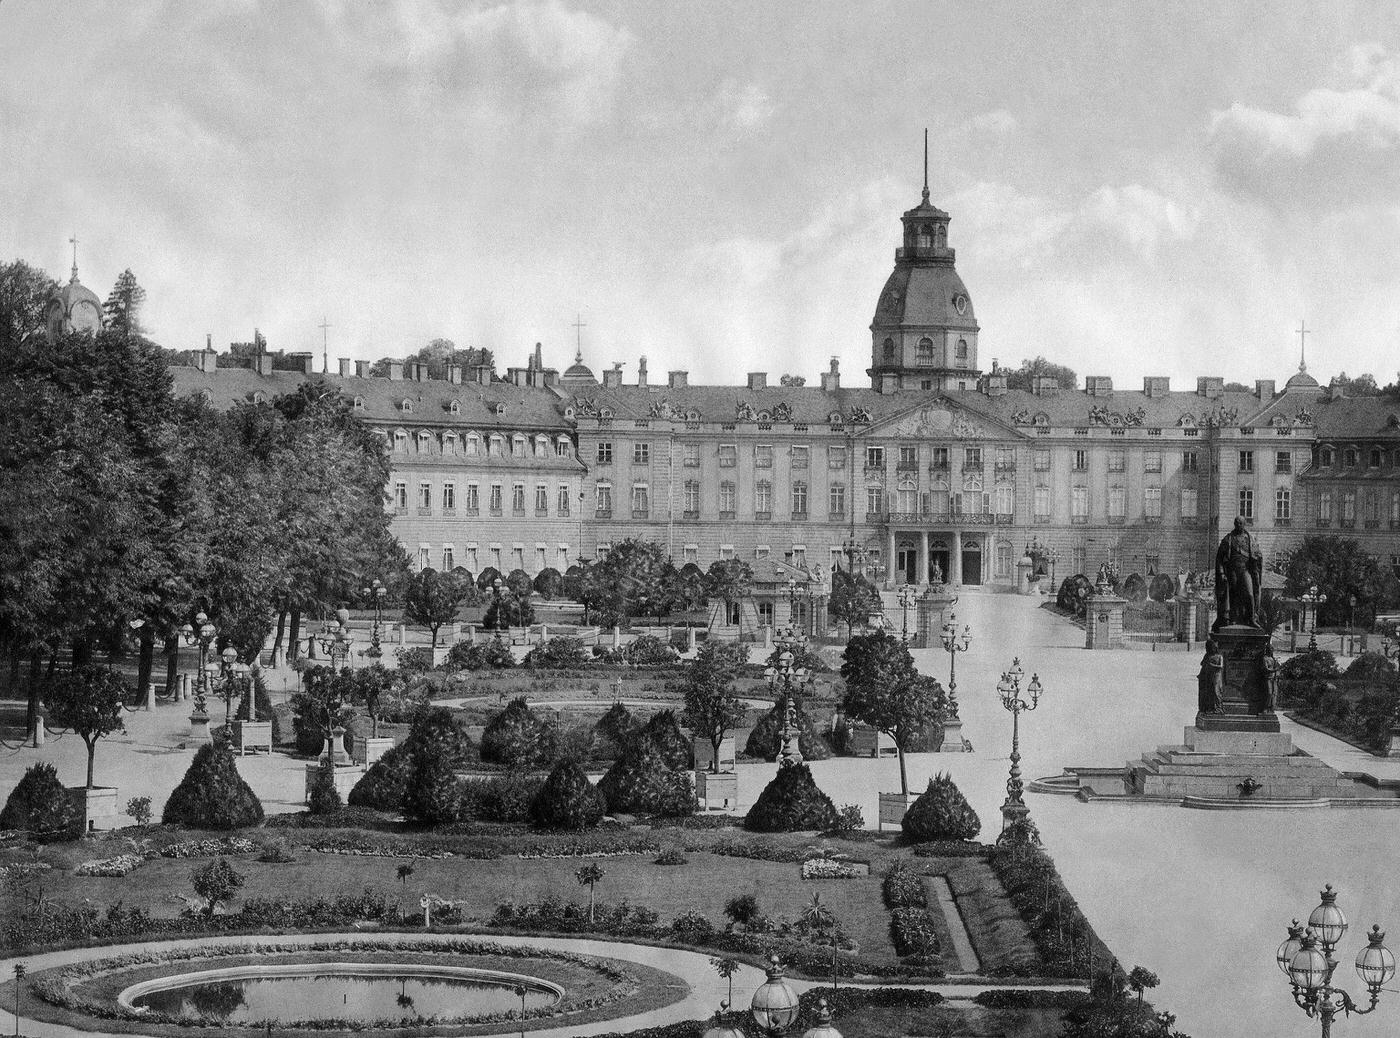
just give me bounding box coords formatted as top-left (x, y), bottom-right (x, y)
top-left (68, 234), bottom-right (79, 282)
top-left (319, 316), bottom-right (332, 373)
top-left (922, 128), bottom-right (930, 205)
top-left (1296, 319), bottom-right (1310, 372)
top-left (572, 313), bottom-right (587, 362)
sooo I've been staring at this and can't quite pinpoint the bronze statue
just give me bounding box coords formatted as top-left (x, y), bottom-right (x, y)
top-left (1262, 644), bottom-right (1279, 713)
top-left (929, 561), bottom-right (943, 586)
top-left (1212, 517), bottom-right (1263, 630)
top-left (1197, 638), bottom-right (1224, 713)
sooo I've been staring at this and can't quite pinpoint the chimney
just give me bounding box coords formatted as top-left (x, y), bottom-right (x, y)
top-left (821, 357), bottom-right (841, 392)
top-left (1143, 376), bottom-right (1170, 398)
top-left (638, 355), bottom-right (648, 387)
top-left (448, 363), bottom-right (463, 384)
top-left (257, 354), bottom-right (273, 376)
top-left (338, 358), bottom-right (352, 378)
top-left (206, 333), bottom-right (212, 351)
top-left (747, 372), bottom-right (767, 391)
top-left (355, 360), bottom-right (371, 378)
top-left (1085, 376), bottom-right (1113, 397)
top-left (473, 363), bottom-right (491, 385)
top-left (1031, 374), bottom-right (1059, 397)
top-left (416, 362), bottom-right (430, 382)
top-left (194, 349), bottom-right (214, 373)
top-left (1255, 379), bottom-right (1276, 401)
top-left (289, 352), bottom-right (315, 375)
top-left (388, 360), bottom-right (404, 381)
top-left (1197, 376), bottom-right (1224, 399)
top-left (984, 371), bottom-right (1007, 397)
top-left (533, 342), bottom-right (543, 370)
top-left (668, 370), bottom-right (688, 389)
top-left (603, 362), bottom-right (624, 389)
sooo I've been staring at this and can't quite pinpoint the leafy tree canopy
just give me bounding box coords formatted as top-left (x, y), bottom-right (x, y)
top-left (1003, 355), bottom-right (1078, 392)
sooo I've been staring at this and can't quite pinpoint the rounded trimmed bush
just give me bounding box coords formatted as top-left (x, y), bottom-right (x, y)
top-left (0, 761), bottom-right (80, 840)
top-left (744, 762), bottom-right (838, 832)
top-left (902, 772), bottom-right (981, 842)
top-left (480, 697), bottom-right (557, 769)
top-left (447, 639), bottom-right (515, 671)
top-left (163, 743), bottom-right (265, 830)
top-left (530, 759), bottom-right (605, 830)
top-left (523, 636), bottom-right (590, 669)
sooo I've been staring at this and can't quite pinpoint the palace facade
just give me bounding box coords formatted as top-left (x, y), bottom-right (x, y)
top-left (137, 179), bottom-right (1400, 591)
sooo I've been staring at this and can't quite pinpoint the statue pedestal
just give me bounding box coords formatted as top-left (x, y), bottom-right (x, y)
top-left (1200, 626), bottom-right (1279, 732)
top-left (937, 716), bottom-right (969, 753)
top-left (1086, 593), bottom-right (1125, 649)
top-left (914, 589), bottom-right (956, 649)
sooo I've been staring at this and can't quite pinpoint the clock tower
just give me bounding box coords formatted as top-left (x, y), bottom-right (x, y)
top-left (46, 236), bottom-right (104, 341)
top-left (869, 135), bottom-right (980, 394)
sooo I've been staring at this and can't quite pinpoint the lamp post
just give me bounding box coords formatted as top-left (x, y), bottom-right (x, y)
top-left (896, 584), bottom-right (916, 641)
top-left (491, 577), bottom-right (505, 633)
top-left (1046, 545), bottom-right (1061, 588)
top-left (765, 626), bottom-right (810, 767)
top-left (177, 612), bottom-right (218, 714)
top-left (996, 657), bottom-right (1045, 831)
top-left (315, 615), bottom-right (352, 673)
top-left (1302, 585), bottom-right (1328, 650)
top-left (1278, 885), bottom-right (1394, 1037)
top-left (13, 962), bottom-right (25, 1036)
top-left (360, 578), bottom-right (386, 658)
top-left (217, 645), bottom-right (243, 727)
top-left (749, 955), bottom-right (800, 1038)
top-left (939, 610), bottom-right (971, 726)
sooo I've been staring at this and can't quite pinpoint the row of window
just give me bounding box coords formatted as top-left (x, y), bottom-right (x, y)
top-left (1236, 450), bottom-right (1293, 474)
top-left (1316, 489), bottom-right (1400, 526)
top-left (388, 428), bottom-right (573, 459)
top-left (1317, 446), bottom-right (1398, 469)
top-left (393, 481), bottom-right (574, 517)
top-left (416, 542), bottom-right (571, 573)
top-left (880, 336), bottom-right (970, 366)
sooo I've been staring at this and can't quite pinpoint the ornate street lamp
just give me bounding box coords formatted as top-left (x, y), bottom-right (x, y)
top-left (1380, 626), bottom-right (1400, 750)
top-left (939, 611), bottom-right (971, 725)
top-left (749, 955), bottom-right (800, 1038)
top-left (13, 962), bottom-right (26, 1036)
top-left (177, 612), bottom-right (218, 713)
top-left (765, 626), bottom-right (810, 767)
top-left (897, 583), bottom-right (917, 641)
top-left (1302, 585), bottom-right (1328, 650)
top-left (360, 578), bottom-right (386, 658)
top-left (491, 577), bottom-right (506, 633)
top-left (801, 999), bottom-right (842, 1038)
top-left (996, 658), bottom-right (1045, 831)
top-left (315, 614), bottom-right (353, 673)
top-left (1281, 885), bottom-right (1394, 1036)
top-left (703, 1005), bottom-right (746, 1038)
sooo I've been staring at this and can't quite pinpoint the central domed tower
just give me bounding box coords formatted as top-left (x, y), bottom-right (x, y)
top-left (46, 237), bottom-right (104, 341)
top-left (869, 136), bottom-right (979, 393)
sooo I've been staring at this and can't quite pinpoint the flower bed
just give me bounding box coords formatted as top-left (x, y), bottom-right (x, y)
top-left (75, 853), bottom-right (144, 877)
top-left (889, 906), bottom-right (942, 959)
top-left (800, 858), bottom-right (866, 880)
top-left (155, 836), bottom-right (257, 859)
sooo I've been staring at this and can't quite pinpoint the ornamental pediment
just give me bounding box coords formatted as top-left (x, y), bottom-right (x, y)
top-left (871, 401), bottom-right (1014, 440)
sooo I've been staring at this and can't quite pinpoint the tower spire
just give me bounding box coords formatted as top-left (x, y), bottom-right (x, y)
top-left (922, 128), bottom-right (930, 205)
top-left (1297, 319), bottom-right (1310, 372)
top-left (69, 234), bottom-right (79, 282)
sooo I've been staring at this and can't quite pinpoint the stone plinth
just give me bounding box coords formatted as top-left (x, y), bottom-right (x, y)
top-left (232, 720), bottom-right (273, 755)
top-left (915, 590), bottom-right (957, 650)
top-left (849, 725), bottom-right (896, 758)
top-left (305, 762), bottom-right (365, 803)
top-left (188, 711), bottom-right (211, 743)
top-left (878, 791), bottom-right (918, 831)
top-left (1016, 557), bottom-right (1035, 594)
top-left (1129, 728), bottom-right (1356, 802)
top-left (692, 736), bottom-right (735, 773)
top-left (70, 786), bottom-right (120, 832)
top-left (1086, 593), bottom-right (1125, 649)
top-left (938, 717), bottom-right (969, 753)
top-left (695, 769), bottom-right (737, 810)
top-left (352, 736), bottom-right (396, 767)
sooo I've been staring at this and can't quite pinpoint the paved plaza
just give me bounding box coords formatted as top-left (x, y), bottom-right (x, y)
top-left (4, 594), bottom-right (1398, 1038)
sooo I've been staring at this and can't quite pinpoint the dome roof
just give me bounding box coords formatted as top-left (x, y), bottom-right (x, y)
top-left (1285, 367), bottom-right (1320, 389)
top-left (54, 277), bottom-right (102, 312)
top-left (559, 349), bottom-right (597, 385)
top-left (872, 263), bottom-right (977, 330)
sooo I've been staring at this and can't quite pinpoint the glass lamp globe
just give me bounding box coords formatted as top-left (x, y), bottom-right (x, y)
top-left (178, 623), bottom-right (193, 640)
top-left (220, 646), bottom-right (238, 665)
top-left (801, 998), bottom-right (842, 1038)
top-left (750, 956), bottom-right (799, 1035)
top-left (702, 1006), bottom-right (746, 1038)
top-left (1288, 932), bottom-right (1330, 991)
top-left (1277, 920), bottom-right (1304, 975)
top-left (1308, 885), bottom-right (1348, 945)
top-left (1355, 925), bottom-right (1395, 990)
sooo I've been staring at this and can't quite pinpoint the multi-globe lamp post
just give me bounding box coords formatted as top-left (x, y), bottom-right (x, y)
top-left (315, 609), bottom-right (353, 673)
top-left (939, 611), bottom-right (971, 732)
top-left (1380, 625), bottom-right (1400, 752)
top-left (1277, 885), bottom-right (1394, 1036)
top-left (360, 578), bottom-right (387, 658)
top-left (765, 627), bottom-right (810, 767)
top-left (897, 583), bottom-right (917, 641)
top-left (995, 657), bottom-right (1046, 831)
top-left (177, 612), bottom-right (218, 712)
top-left (702, 955), bottom-right (844, 1038)
top-left (1301, 584), bottom-right (1328, 650)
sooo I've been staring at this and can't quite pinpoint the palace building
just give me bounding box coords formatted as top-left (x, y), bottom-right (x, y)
top-left (69, 173), bottom-right (1400, 592)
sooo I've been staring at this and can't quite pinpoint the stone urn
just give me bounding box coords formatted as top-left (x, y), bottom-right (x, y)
top-left (322, 726), bottom-right (351, 765)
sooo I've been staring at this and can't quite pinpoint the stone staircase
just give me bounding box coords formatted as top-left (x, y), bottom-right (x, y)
top-left (1128, 727), bottom-right (1358, 802)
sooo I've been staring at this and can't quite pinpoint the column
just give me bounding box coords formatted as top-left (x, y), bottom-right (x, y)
top-left (951, 530), bottom-right (962, 584)
top-left (886, 528), bottom-right (896, 588)
top-left (919, 530), bottom-right (930, 586)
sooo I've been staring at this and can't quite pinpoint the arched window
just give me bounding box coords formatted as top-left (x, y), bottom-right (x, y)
top-left (882, 337), bottom-right (895, 363)
top-left (916, 337), bottom-right (934, 365)
top-left (897, 480), bottom-right (918, 513)
top-left (400, 398), bottom-right (414, 413)
top-left (448, 399), bottom-right (461, 415)
top-left (955, 339), bottom-right (969, 362)
top-left (352, 396), bottom-right (365, 411)
top-left (935, 224), bottom-right (947, 247)
top-left (916, 224), bottom-right (932, 248)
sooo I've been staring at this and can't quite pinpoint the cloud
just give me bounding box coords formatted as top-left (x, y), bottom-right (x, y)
top-left (957, 109), bottom-right (1018, 137)
top-left (1209, 43), bottom-right (1400, 209)
top-left (1081, 185), bottom-right (1199, 260)
top-left (703, 78), bottom-right (778, 134)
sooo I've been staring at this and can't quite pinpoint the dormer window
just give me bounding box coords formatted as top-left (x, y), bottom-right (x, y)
top-left (448, 399), bottom-right (461, 415)
top-left (416, 431), bottom-right (432, 452)
top-left (443, 432), bottom-right (457, 452)
top-left (1371, 447), bottom-right (1384, 468)
top-left (352, 396), bottom-right (365, 411)
top-left (393, 429), bottom-right (408, 452)
top-left (1320, 446), bottom-right (1335, 466)
top-left (400, 398), bottom-right (414, 413)
top-left (466, 433), bottom-right (481, 455)
top-left (535, 434), bottom-right (550, 455)
top-left (512, 434), bottom-right (526, 457)
top-left (489, 434), bottom-right (504, 456)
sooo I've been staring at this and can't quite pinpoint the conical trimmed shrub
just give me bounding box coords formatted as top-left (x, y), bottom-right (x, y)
top-left (163, 744), bottom-right (265, 830)
top-left (744, 700), bottom-right (831, 761)
top-left (480, 697), bottom-right (557, 769)
top-left (403, 746), bottom-right (461, 825)
top-left (902, 772), bottom-right (981, 842)
top-left (308, 757), bottom-right (342, 815)
top-left (0, 762), bottom-right (80, 840)
top-left (530, 759), bottom-right (605, 830)
top-left (348, 743), bottom-right (410, 810)
top-left (634, 710), bottom-right (691, 769)
top-left (744, 762), bottom-right (837, 832)
top-left (594, 702), bottom-right (637, 757)
top-left (597, 735), bottom-right (695, 817)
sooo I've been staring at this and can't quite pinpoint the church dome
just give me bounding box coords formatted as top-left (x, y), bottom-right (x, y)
top-left (559, 350), bottom-right (597, 385)
top-left (47, 275), bottom-right (103, 339)
top-left (873, 262), bottom-right (976, 329)
top-left (1285, 368), bottom-right (1319, 389)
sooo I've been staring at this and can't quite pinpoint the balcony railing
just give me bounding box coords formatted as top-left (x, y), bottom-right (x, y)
top-left (791, 511), bottom-right (809, 521)
top-left (871, 511), bottom-right (1013, 526)
top-left (595, 509), bottom-right (612, 519)
top-left (754, 511), bottom-right (772, 522)
top-left (682, 509), bottom-right (699, 520)
top-left (632, 509), bottom-right (650, 519)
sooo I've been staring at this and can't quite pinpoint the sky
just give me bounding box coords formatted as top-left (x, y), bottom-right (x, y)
top-left (3, 0), bottom-right (1400, 388)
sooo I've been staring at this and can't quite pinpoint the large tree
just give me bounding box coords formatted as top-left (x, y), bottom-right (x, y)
top-left (402, 568), bottom-right (475, 646)
top-left (45, 666), bottom-right (130, 789)
top-left (828, 568), bottom-right (882, 641)
top-left (1286, 535), bottom-right (1400, 628)
top-left (0, 259), bottom-right (58, 350)
top-left (103, 269), bottom-right (147, 335)
top-left (841, 631), bottom-right (946, 796)
top-left (680, 640), bottom-right (750, 772)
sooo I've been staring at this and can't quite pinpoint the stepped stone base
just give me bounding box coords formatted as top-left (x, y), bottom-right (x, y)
top-left (1129, 727), bottom-right (1356, 801)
